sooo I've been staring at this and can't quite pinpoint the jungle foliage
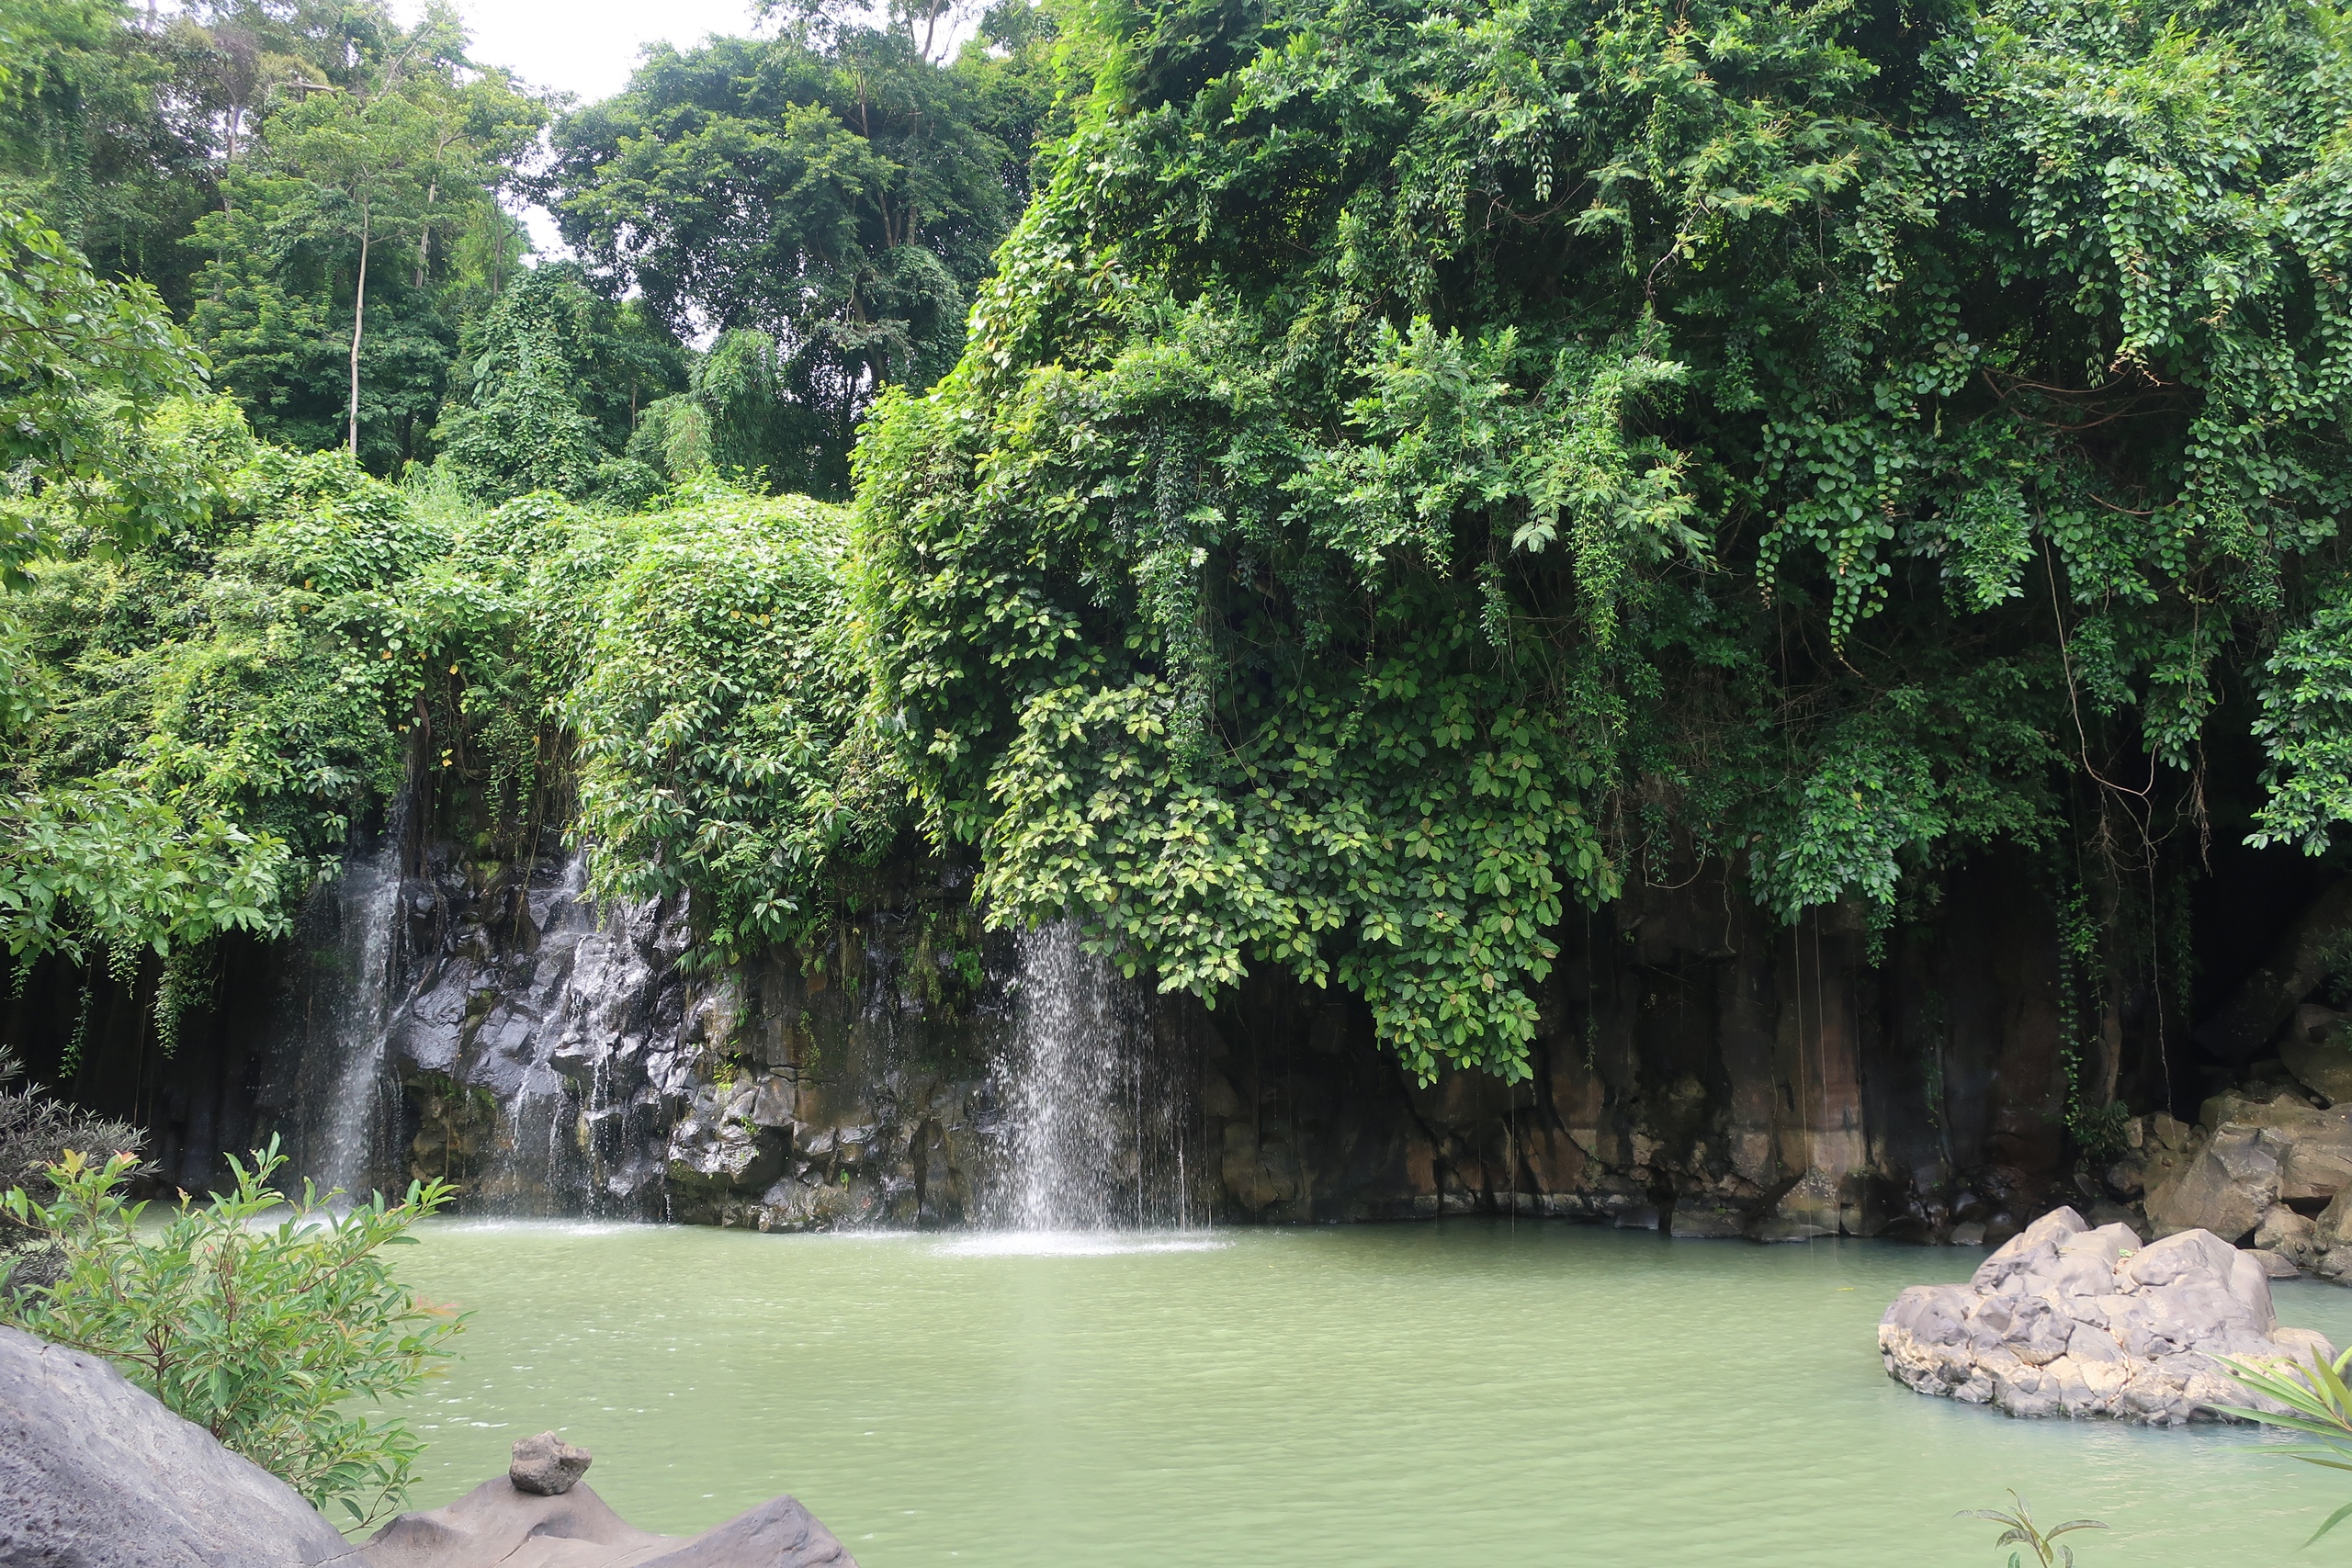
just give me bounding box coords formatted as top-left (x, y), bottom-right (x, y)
top-left (9, 0), bottom-right (2352, 1105)
top-left (854, 0), bottom-right (2352, 1078)
top-left (0, 379), bottom-right (892, 1010)
top-left (1, 0), bottom-right (554, 468)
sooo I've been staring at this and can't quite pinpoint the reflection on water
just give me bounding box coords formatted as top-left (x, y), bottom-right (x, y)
top-left (388, 1222), bottom-right (2352, 1567)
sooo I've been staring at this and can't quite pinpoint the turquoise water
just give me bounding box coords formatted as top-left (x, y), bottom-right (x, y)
top-left (389, 1221), bottom-right (2348, 1565)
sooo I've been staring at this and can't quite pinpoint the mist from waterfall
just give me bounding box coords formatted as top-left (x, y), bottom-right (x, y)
top-left (989, 922), bottom-right (1196, 1231)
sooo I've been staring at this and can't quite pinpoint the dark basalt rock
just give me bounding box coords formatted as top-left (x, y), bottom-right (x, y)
top-left (0, 1325), bottom-right (350, 1568)
top-left (355, 1479), bottom-right (857, 1567)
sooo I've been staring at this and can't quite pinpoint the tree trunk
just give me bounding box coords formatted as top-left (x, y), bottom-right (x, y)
top-left (348, 191), bottom-right (371, 459)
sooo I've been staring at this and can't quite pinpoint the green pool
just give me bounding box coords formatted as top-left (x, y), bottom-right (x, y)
top-left (388, 1220), bottom-right (2348, 1565)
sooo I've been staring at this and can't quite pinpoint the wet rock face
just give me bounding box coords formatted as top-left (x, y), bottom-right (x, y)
top-left (1878, 1208), bottom-right (2334, 1426)
top-left (373, 845), bottom-right (698, 1215)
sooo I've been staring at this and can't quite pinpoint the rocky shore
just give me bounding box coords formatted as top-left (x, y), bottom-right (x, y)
top-left (0, 1325), bottom-right (853, 1567)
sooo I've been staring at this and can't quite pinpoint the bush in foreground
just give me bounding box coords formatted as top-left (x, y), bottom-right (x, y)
top-left (0, 1142), bottom-right (461, 1529)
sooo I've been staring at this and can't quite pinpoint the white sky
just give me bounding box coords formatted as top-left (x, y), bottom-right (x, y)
top-left (447, 0), bottom-right (771, 104)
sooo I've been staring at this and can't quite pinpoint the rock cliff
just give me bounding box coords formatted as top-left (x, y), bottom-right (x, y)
top-left (19, 842), bottom-right (2125, 1239)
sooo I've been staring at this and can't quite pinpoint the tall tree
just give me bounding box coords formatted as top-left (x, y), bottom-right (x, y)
top-left (540, 7), bottom-right (1050, 495)
top-left (186, 3), bottom-right (543, 468)
top-left (433, 262), bottom-right (688, 500)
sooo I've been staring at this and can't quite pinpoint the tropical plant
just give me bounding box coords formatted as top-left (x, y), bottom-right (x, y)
top-left (1958, 1493), bottom-right (2108, 1567)
top-left (0, 1141), bottom-right (461, 1528)
top-left (2219, 1348), bottom-right (2352, 1545)
top-left (0, 206), bottom-right (209, 582)
top-left (2, 399), bottom-right (436, 976)
top-left (0, 1043), bottom-right (141, 1285)
top-left (0, 1044), bottom-right (139, 1190)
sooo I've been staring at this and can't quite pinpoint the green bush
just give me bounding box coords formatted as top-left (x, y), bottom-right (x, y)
top-left (0, 1142), bottom-right (462, 1529)
top-left (565, 483), bottom-right (904, 963)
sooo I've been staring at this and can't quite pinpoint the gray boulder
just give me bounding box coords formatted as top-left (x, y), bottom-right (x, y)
top-left (0, 1324), bottom-right (351, 1567)
top-left (2144, 1124), bottom-right (2277, 1243)
top-left (1879, 1206), bottom-right (2335, 1426)
top-left (507, 1432), bottom-right (591, 1497)
top-left (355, 1479), bottom-right (855, 1568)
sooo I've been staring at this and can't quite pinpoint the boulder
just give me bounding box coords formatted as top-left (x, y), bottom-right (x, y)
top-left (2256, 1207), bottom-right (2320, 1269)
top-left (2201, 1089), bottom-right (2352, 1201)
top-left (2143, 1125), bottom-right (2276, 1243)
top-left (2252, 1249), bottom-right (2304, 1280)
top-left (507, 1433), bottom-right (591, 1497)
top-left (0, 1324), bottom-right (351, 1567)
top-left (356, 1479), bottom-right (856, 1568)
top-left (1878, 1206), bottom-right (2335, 1426)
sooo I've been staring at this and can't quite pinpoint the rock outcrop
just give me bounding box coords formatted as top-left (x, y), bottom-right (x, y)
top-left (0, 1325), bottom-right (351, 1568)
top-left (1879, 1207), bottom-right (2335, 1425)
top-left (28, 840), bottom-right (2137, 1241)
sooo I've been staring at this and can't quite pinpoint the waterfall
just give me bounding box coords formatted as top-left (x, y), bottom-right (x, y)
top-left (989, 923), bottom-right (1195, 1230)
top-left (302, 808), bottom-right (408, 1201)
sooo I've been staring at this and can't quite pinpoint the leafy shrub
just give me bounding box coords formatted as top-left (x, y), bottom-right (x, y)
top-left (565, 483), bottom-right (904, 962)
top-left (0, 1045), bottom-right (141, 1285)
top-left (0, 1142), bottom-right (461, 1529)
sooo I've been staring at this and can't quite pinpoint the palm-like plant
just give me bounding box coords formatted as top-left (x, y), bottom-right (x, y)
top-left (2218, 1348), bottom-right (2352, 1544)
top-left (1958, 1493), bottom-right (2108, 1567)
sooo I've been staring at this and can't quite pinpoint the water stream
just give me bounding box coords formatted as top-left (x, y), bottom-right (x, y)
top-left (988, 924), bottom-right (1194, 1231)
top-left (390, 1221), bottom-right (2352, 1567)
top-left (297, 810), bottom-right (408, 1200)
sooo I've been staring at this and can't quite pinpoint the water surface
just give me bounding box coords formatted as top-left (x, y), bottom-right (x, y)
top-left (390, 1221), bottom-right (2350, 1565)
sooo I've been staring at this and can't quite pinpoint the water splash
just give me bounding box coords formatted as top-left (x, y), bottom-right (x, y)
top-left (989, 922), bottom-right (1196, 1230)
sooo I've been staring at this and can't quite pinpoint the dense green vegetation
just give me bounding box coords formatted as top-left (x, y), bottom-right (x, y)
top-left (858, 0), bottom-right (2352, 1080)
top-left (0, 0), bottom-right (1050, 487)
top-left (5, 0), bottom-right (2352, 1113)
top-left (543, 6), bottom-right (1063, 494)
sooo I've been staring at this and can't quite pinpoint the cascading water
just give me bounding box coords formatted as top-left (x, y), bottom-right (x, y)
top-left (298, 807), bottom-right (409, 1201)
top-left (988, 922), bottom-right (1197, 1230)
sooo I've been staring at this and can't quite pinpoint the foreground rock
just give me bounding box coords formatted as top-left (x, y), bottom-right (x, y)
top-left (356, 1435), bottom-right (855, 1568)
top-left (0, 1324), bottom-right (350, 1567)
top-left (0, 1324), bottom-right (857, 1568)
top-left (1879, 1207), bottom-right (2335, 1426)
top-left (356, 1477), bottom-right (854, 1568)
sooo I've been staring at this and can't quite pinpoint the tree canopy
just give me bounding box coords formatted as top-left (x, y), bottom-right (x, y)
top-left (543, 6), bottom-right (1061, 494)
